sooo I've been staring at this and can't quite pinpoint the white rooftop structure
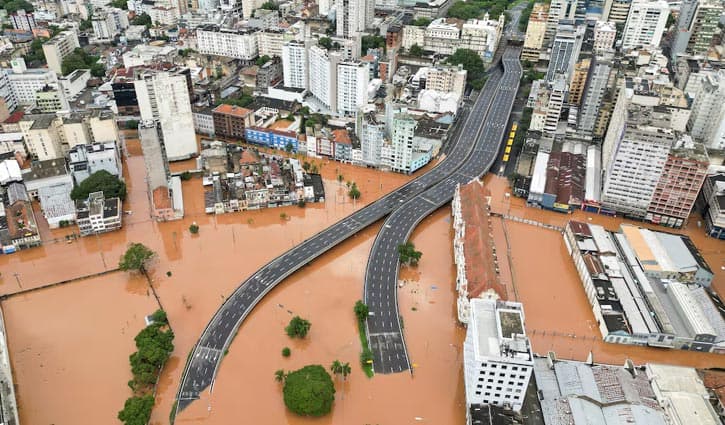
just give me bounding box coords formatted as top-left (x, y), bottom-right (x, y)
top-left (645, 364), bottom-right (720, 425)
top-left (0, 160), bottom-right (21, 185)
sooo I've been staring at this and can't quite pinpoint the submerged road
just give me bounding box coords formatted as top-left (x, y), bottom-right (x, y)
top-left (174, 53), bottom-right (510, 413)
top-left (364, 47), bottom-right (522, 374)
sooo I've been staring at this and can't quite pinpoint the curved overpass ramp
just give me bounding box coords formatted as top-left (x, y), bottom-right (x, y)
top-left (363, 47), bottom-right (522, 374)
top-left (174, 56), bottom-right (509, 413)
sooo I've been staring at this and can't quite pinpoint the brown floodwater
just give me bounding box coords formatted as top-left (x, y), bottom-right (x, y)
top-left (2, 144), bottom-right (725, 425)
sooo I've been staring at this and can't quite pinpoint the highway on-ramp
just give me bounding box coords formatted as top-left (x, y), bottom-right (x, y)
top-left (363, 47), bottom-right (522, 374)
top-left (174, 53), bottom-right (512, 414)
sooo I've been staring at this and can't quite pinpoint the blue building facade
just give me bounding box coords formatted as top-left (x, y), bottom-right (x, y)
top-left (244, 127), bottom-right (299, 152)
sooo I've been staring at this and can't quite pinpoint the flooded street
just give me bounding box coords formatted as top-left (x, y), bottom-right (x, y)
top-left (1, 137), bottom-right (724, 424)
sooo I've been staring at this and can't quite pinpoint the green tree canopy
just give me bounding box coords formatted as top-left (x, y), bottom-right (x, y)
top-left (447, 0), bottom-right (507, 20)
top-left (260, 0), bottom-right (278, 9)
top-left (412, 17), bottom-right (431, 27)
top-left (118, 243), bottom-right (155, 274)
top-left (408, 44), bottom-right (423, 57)
top-left (109, 0), bottom-right (128, 9)
top-left (361, 35), bottom-right (386, 54)
top-left (318, 37), bottom-right (332, 49)
top-left (218, 94), bottom-right (254, 108)
top-left (23, 37), bottom-right (47, 65)
top-left (118, 395), bottom-right (154, 425)
top-left (446, 48), bottom-right (486, 88)
top-left (354, 300), bottom-right (369, 322)
top-left (61, 48), bottom-right (102, 77)
top-left (134, 323), bottom-right (174, 368)
top-left (132, 12), bottom-right (152, 28)
top-left (282, 365), bottom-right (335, 416)
top-left (70, 170), bottom-right (126, 201)
top-left (0, 0), bottom-right (33, 13)
top-left (285, 316), bottom-right (311, 338)
top-left (256, 55), bottom-right (271, 66)
top-left (397, 241), bottom-right (422, 266)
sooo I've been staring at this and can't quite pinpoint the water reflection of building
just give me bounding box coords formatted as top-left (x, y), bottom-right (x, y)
top-left (564, 220), bottom-right (725, 354)
top-left (463, 298), bottom-right (534, 417)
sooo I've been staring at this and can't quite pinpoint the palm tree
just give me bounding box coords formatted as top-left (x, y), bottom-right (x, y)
top-left (330, 360), bottom-right (342, 378)
top-left (341, 362), bottom-right (351, 380)
top-left (274, 369), bottom-right (286, 383)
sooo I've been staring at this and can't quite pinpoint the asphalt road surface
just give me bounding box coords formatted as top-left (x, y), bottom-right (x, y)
top-left (173, 55), bottom-right (512, 413)
top-left (363, 47), bottom-right (522, 374)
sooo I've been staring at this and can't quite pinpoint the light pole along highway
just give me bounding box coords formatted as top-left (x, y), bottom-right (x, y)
top-left (173, 47), bottom-right (523, 417)
top-left (363, 47), bottom-right (522, 374)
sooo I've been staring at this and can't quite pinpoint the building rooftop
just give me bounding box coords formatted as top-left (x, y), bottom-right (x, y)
top-left (23, 159), bottom-right (69, 182)
top-left (470, 299), bottom-right (532, 362)
top-left (213, 103), bottom-right (253, 118)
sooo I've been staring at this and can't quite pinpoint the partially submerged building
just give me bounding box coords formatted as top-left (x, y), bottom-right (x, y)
top-left (76, 191), bottom-right (122, 236)
top-left (564, 221), bottom-right (725, 353)
top-left (139, 122), bottom-right (183, 221)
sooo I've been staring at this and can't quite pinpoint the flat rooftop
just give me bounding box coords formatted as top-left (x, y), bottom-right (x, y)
top-left (471, 299), bottom-right (531, 362)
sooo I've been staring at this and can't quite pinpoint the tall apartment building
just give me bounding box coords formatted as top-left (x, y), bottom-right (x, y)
top-left (337, 62), bottom-right (369, 116)
top-left (568, 58), bottom-right (590, 105)
top-left (134, 70), bottom-right (198, 161)
top-left (42, 30), bottom-right (80, 75)
top-left (9, 10), bottom-right (36, 31)
top-left (35, 86), bottom-right (69, 113)
top-left (308, 46), bottom-right (341, 113)
top-left (646, 138), bottom-right (709, 228)
top-left (543, 76), bottom-right (568, 134)
top-left (92, 7), bottom-right (129, 42)
top-left (688, 69), bottom-right (725, 149)
top-left (522, 3), bottom-right (549, 61)
top-left (699, 173), bottom-right (725, 239)
top-left (282, 41), bottom-right (308, 90)
top-left (463, 299), bottom-right (533, 414)
top-left (0, 69), bottom-right (18, 113)
top-left (604, 0), bottom-right (632, 23)
top-left (621, 0), bottom-right (669, 50)
top-left (19, 114), bottom-right (64, 161)
top-left (358, 111), bottom-right (385, 167)
top-left (336, 0), bottom-right (371, 38)
top-left (5, 59), bottom-right (59, 105)
top-left (387, 111), bottom-right (417, 173)
top-left (544, 0), bottom-right (577, 47)
top-left (593, 20), bottom-right (616, 52)
top-left (577, 52), bottom-right (614, 134)
top-left (196, 26), bottom-right (259, 61)
top-left (425, 65), bottom-right (467, 98)
top-left (672, 0), bottom-right (722, 59)
top-left (602, 108), bottom-right (677, 218)
top-left (546, 22), bottom-right (585, 82)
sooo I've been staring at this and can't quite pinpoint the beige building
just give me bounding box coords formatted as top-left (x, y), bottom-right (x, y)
top-left (425, 65), bottom-right (467, 98)
top-left (522, 3), bottom-right (549, 61)
top-left (568, 58), bottom-right (591, 105)
top-left (35, 86), bottom-right (69, 113)
top-left (42, 30), bottom-right (80, 75)
top-left (20, 114), bottom-right (65, 161)
top-left (593, 21), bottom-right (617, 52)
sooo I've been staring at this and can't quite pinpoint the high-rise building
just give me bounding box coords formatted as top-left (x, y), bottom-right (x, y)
top-left (603, 0), bottom-right (632, 23)
top-left (593, 20), bottom-right (616, 52)
top-left (9, 10), bottom-right (36, 31)
top-left (336, 61), bottom-right (369, 116)
top-left (0, 69), bottom-right (18, 113)
top-left (358, 111), bottom-right (386, 167)
top-left (138, 122), bottom-right (184, 221)
top-left (544, 0), bottom-right (577, 47)
top-left (282, 41), bottom-right (308, 89)
top-left (42, 30), bottom-right (80, 75)
top-left (5, 59), bottom-right (59, 105)
top-left (578, 52), bottom-right (614, 134)
top-left (672, 0), bottom-right (722, 59)
top-left (646, 138), bottom-right (709, 228)
top-left (543, 76), bottom-right (568, 134)
top-left (308, 46), bottom-right (341, 113)
top-left (620, 0), bottom-right (669, 50)
top-left (196, 26), bottom-right (259, 61)
top-left (387, 111), bottom-right (417, 173)
top-left (463, 299), bottom-right (533, 413)
top-left (602, 107), bottom-right (677, 218)
top-left (545, 22), bottom-right (585, 82)
top-left (568, 58), bottom-right (590, 105)
top-left (688, 70), bottom-right (725, 149)
top-left (336, 0), bottom-right (371, 38)
top-left (134, 70), bottom-right (198, 161)
top-left (522, 3), bottom-right (549, 61)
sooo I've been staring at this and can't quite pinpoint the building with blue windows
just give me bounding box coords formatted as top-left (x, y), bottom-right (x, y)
top-left (244, 127), bottom-right (299, 152)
